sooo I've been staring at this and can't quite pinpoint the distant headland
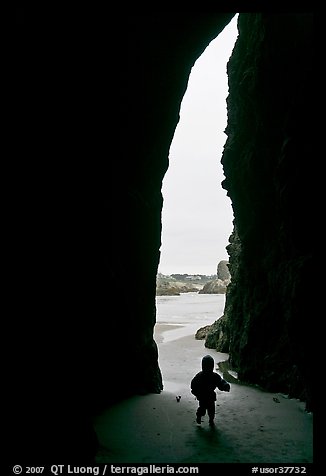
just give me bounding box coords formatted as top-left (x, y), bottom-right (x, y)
top-left (156, 261), bottom-right (231, 296)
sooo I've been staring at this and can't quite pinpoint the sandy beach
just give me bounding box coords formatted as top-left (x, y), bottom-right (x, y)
top-left (93, 321), bottom-right (313, 464)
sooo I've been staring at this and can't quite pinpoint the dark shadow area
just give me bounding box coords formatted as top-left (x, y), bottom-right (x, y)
top-left (10, 6), bottom-right (315, 464)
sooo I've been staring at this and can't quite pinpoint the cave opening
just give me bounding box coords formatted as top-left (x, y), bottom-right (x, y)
top-left (158, 14), bottom-right (238, 277)
top-left (155, 15), bottom-right (239, 389)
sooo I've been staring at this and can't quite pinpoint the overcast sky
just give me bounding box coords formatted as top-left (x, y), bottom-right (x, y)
top-left (158, 15), bottom-right (239, 276)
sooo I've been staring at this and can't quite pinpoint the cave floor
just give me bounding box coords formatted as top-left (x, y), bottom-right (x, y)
top-left (93, 330), bottom-right (313, 464)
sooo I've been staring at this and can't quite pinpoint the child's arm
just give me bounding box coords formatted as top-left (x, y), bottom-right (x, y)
top-left (190, 373), bottom-right (201, 398)
top-left (216, 374), bottom-right (230, 392)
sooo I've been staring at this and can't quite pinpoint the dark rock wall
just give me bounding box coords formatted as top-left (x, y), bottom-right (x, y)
top-left (107, 11), bottom-right (236, 399)
top-left (212, 13), bottom-right (314, 410)
top-left (12, 8), bottom-right (235, 462)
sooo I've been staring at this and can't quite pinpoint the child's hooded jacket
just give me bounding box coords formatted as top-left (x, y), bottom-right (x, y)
top-left (191, 355), bottom-right (230, 401)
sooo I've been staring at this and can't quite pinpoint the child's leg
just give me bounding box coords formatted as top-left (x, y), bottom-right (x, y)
top-left (207, 401), bottom-right (215, 424)
top-left (196, 401), bottom-right (206, 423)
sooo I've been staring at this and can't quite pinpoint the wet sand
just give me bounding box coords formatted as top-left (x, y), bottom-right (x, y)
top-left (93, 323), bottom-right (313, 464)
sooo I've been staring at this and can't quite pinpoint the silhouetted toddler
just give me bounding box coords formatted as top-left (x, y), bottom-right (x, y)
top-left (191, 354), bottom-right (230, 426)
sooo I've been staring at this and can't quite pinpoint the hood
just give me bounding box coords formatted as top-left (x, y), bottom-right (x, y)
top-left (202, 354), bottom-right (214, 372)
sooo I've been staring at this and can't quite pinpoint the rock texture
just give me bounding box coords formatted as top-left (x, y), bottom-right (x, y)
top-left (206, 13), bottom-right (314, 411)
top-left (195, 325), bottom-right (212, 340)
top-left (156, 282), bottom-right (199, 296)
top-left (156, 273), bottom-right (208, 295)
top-left (199, 260), bottom-right (230, 294)
top-left (217, 260), bottom-right (230, 280)
top-left (198, 279), bottom-right (228, 294)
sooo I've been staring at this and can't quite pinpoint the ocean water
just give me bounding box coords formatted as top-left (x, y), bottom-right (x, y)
top-left (155, 292), bottom-right (225, 343)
